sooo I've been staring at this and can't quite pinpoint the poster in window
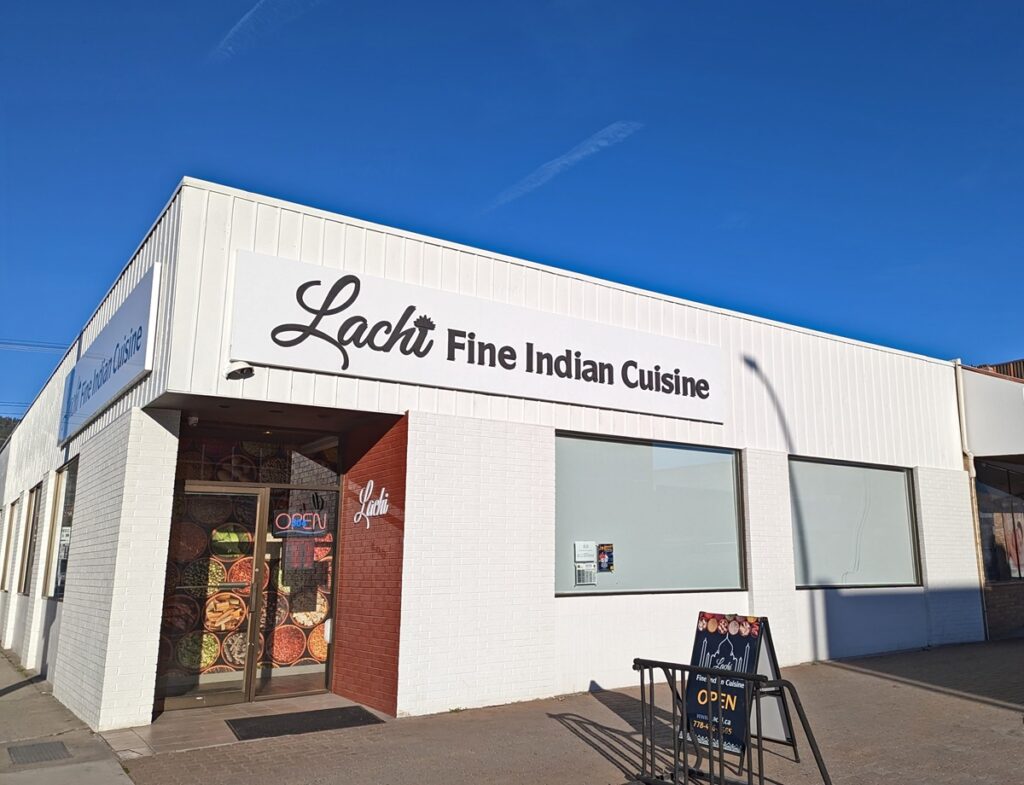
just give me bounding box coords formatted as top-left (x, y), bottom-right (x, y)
top-left (1008, 512), bottom-right (1024, 579)
top-left (573, 541), bottom-right (596, 562)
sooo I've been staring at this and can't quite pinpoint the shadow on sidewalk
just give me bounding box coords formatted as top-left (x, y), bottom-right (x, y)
top-left (0, 673), bottom-right (45, 699)
top-left (825, 638), bottom-right (1024, 712)
top-left (549, 681), bottom-right (800, 785)
top-left (547, 681), bottom-right (666, 785)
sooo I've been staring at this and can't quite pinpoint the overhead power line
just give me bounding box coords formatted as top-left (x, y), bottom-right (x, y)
top-left (0, 338), bottom-right (66, 354)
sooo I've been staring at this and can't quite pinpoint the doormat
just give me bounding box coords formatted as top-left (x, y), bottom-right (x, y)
top-left (225, 706), bottom-right (384, 741)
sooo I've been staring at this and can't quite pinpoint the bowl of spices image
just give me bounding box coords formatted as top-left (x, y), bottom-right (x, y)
top-left (268, 624), bottom-right (307, 666)
top-left (168, 522), bottom-right (207, 563)
top-left (181, 558), bottom-right (227, 599)
top-left (203, 592), bottom-right (248, 633)
top-left (227, 556), bottom-right (268, 595)
top-left (210, 523), bottom-right (254, 561)
top-left (161, 595), bottom-right (200, 636)
top-left (307, 623), bottom-right (329, 662)
top-left (176, 631), bottom-right (221, 673)
top-left (290, 591), bottom-right (329, 629)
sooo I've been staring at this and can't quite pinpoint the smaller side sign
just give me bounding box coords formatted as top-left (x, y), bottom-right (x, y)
top-left (352, 479), bottom-right (389, 529)
top-left (59, 265), bottom-right (161, 443)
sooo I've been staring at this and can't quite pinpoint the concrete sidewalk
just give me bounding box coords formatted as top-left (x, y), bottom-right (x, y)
top-left (0, 649), bottom-right (130, 785)
top-left (121, 639), bottom-right (1024, 785)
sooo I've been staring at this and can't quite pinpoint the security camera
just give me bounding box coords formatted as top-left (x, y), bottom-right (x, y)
top-left (224, 360), bottom-right (255, 381)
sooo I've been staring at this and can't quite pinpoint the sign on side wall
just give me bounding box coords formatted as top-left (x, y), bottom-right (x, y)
top-left (58, 265), bottom-right (160, 443)
top-left (353, 479), bottom-right (389, 529)
top-left (229, 251), bottom-right (727, 422)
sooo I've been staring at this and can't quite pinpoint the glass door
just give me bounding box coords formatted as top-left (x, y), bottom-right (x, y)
top-left (253, 488), bottom-right (338, 698)
top-left (157, 489), bottom-right (263, 708)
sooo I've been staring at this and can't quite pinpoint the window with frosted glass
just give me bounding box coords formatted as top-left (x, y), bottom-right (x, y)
top-left (555, 435), bottom-right (743, 594)
top-left (789, 459), bottom-right (919, 588)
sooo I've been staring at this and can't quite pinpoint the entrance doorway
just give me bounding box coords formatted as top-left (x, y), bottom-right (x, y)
top-left (156, 427), bottom-right (340, 710)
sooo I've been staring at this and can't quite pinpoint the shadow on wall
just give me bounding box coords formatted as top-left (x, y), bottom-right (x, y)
top-left (37, 599), bottom-right (59, 680)
top-left (742, 354), bottom-right (816, 660)
top-left (742, 356), bottom-right (984, 664)
top-left (811, 585), bottom-right (984, 666)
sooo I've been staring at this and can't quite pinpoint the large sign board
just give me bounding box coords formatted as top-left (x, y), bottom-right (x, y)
top-left (229, 252), bottom-right (727, 422)
top-left (59, 265), bottom-right (161, 443)
top-left (684, 612), bottom-right (794, 756)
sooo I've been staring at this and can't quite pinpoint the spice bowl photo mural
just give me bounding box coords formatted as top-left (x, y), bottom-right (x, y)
top-left (156, 430), bottom-right (342, 708)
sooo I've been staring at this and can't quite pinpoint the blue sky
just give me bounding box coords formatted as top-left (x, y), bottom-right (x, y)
top-left (2, 1), bottom-right (1023, 417)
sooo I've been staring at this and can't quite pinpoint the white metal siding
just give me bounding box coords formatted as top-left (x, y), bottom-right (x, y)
top-left (962, 368), bottom-right (1024, 457)
top-left (168, 180), bottom-right (962, 471)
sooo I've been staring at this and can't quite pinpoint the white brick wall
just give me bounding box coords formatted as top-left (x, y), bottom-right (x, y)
top-left (397, 426), bottom-right (986, 715)
top-left (51, 407), bottom-right (179, 731)
top-left (96, 407), bottom-right (179, 730)
top-left (742, 450), bottom-right (802, 664)
top-left (52, 409), bottom-right (133, 727)
top-left (914, 466), bottom-right (986, 645)
top-left (399, 413), bottom-right (750, 715)
top-left (399, 412), bottom-right (558, 715)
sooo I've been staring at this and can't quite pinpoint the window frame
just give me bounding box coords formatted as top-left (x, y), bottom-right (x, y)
top-left (17, 484), bottom-right (43, 595)
top-left (43, 460), bottom-right (75, 597)
top-left (46, 457), bottom-right (79, 601)
top-left (0, 501), bottom-right (16, 592)
top-left (788, 454), bottom-right (922, 591)
top-left (553, 430), bottom-right (748, 597)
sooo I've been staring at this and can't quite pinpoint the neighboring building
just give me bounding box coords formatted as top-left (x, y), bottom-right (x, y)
top-left (960, 364), bottom-right (1024, 639)
top-left (0, 178), bottom-right (986, 732)
top-left (977, 359), bottom-right (1024, 380)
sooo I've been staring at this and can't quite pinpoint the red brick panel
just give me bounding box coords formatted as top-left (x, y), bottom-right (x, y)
top-left (984, 582), bottom-right (1024, 639)
top-left (331, 416), bottom-right (407, 715)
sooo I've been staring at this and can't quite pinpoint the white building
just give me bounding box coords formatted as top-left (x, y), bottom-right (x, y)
top-left (0, 178), bottom-right (987, 732)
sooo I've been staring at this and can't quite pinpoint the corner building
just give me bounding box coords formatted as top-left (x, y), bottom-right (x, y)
top-left (0, 178), bottom-right (986, 731)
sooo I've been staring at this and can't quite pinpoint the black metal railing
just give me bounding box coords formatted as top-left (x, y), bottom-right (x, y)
top-left (633, 657), bottom-right (831, 785)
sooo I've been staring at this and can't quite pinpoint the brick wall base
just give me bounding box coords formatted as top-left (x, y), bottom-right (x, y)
top-left (330, 415), bottom-right (407, 716)
top-left (984, 582), bottom-right (1024, 639)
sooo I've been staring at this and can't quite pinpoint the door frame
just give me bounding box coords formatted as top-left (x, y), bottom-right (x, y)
top-left (160, 480), bottom-right (342, 710)
top-left (159, 486), bottom-right (268, 710)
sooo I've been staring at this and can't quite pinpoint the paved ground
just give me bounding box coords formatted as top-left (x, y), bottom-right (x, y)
top-left (0, 648), bottom-right (131, 785)
top-left (121, 639), bottom-right (1024, 785)
top-left (102, 692), bottom-right (377, 759)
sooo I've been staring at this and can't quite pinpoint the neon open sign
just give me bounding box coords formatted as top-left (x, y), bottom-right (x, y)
top-left (272, 511), bottom-right (329, 537)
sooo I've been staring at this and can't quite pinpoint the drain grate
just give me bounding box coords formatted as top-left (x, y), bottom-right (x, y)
top-left (7, 741), bottom-right (72, 765)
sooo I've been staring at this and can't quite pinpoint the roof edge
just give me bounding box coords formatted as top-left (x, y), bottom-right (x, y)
top-left (179, 176), bottom-right (956, 368)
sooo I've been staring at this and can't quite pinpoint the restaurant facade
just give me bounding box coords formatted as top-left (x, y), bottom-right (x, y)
top-left (0, 178), bottom-right (988, 731)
